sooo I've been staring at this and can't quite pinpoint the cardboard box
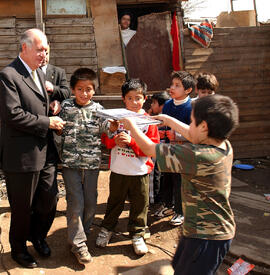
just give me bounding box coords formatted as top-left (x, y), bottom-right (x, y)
top-left (99, 70), bottom-right (126, 95)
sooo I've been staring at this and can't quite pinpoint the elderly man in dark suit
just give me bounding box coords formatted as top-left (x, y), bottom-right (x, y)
top-left (0, 28), bottom-right (65, 268)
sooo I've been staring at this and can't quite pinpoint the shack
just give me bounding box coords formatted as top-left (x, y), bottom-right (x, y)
top-left (0, 0), bottom-right (185, 100)
top-left (0, 0), bottom-right (269, 159)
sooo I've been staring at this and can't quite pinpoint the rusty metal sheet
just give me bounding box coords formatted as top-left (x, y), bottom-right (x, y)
top-left (126, 11), bottom-right (173, 91)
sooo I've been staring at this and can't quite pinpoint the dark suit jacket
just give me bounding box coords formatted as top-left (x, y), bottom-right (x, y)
top-left (45, 64), bottom-right (70, 103)
top-left (0, 57), bottom-right (50, 172)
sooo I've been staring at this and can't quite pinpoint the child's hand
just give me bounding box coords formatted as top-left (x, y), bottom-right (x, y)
top-left (159, 130), bottom-right (166, 139)
top-left (117, 131), bottom-right (132, 145)
top-left (114, 134), bottom-right (128, 148)
top-left (152, 114), bottom-right (170, 126)
top-left (166, 130), bottom-right (175, 141)
top-left (119, 117), bottom-right (135, 131)
top-left (109, 119), bottom-right (119, 133)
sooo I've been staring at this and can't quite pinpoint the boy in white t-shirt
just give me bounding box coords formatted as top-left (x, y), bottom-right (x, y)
top-left (96, 79), bottom-right (159, 255)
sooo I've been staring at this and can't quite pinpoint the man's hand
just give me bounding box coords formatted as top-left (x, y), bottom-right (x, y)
top-left (49, 116), bottom-right (66, 130)
top-left (50, 100), bottom-right (61, 115)
top-left (45, 80), bottom-right (54, 94)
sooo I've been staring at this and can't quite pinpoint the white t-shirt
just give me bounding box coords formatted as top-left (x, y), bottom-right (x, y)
top-left (121, 28), bottom-right (136, 46)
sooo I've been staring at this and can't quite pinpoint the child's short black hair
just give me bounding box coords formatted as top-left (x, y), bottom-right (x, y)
top-left (151, 92), bottom-right (170, 106)
top-left (171, 71), bottom-right (197, 93)
top-left (121, 78), bottom-right (147, 98)
top-left (196, 72), bottom-right (219, 92)
top-left (192, 95), bottom-right (239, 141)
top-left (70, 68), bottom-right (97, 90)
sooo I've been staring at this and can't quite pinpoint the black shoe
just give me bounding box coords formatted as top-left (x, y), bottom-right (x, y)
top-left (31, 239), bottom-right (51, 257)
top-left (11, 251), bottom-right (37, 268)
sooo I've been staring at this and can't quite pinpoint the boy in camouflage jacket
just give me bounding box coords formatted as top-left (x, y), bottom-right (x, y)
top-left (120, 95), bottom-right (239, 274)
top-left (58, 68), bottom-right (117, 265)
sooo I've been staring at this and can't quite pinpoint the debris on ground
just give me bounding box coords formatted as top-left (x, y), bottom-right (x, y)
top-left (227, 258), bottom-right (255, 275)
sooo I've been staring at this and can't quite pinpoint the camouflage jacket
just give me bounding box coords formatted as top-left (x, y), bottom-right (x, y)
top-left (59, 99), bottom-right (109, 169)
top-left (156, 141), bottom-right (236, 240)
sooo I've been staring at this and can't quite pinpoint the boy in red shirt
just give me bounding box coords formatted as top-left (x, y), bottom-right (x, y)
top-left (96, 79), bottom-right (159, 255)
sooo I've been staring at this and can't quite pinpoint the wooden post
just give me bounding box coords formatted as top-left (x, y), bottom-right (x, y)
top-left (35, 0), bottom-right (44, 32)
top-left (230, 0), bottom-right (234, 12)
top-left (177, 3), bottom-right (185, 70)
top-left (253, 0), bottom-right (258, 26)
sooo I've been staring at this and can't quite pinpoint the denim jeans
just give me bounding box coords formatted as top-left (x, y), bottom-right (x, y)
top-left (62, 168), bottom-right (99, 253)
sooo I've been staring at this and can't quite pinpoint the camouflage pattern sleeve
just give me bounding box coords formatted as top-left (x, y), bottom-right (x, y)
top-left (91, 102), bottom-right (111, 136)
top-left (156, 143), bottom-right (197, 175)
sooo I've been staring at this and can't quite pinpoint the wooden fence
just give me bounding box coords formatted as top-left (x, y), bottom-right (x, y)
top-left (0, 17), bottom-right (98, 81)
top-left (184, 26), bottom-right (270, 159)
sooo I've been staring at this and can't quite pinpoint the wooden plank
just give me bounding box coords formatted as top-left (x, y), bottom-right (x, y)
top-left (229, 95), bottom-right (270, 104)
top-left (63, 66), bottom-right (98, 74)
top-left (49, 57), bottom-right (98, 66)
top-left (185, 46), bottom-right (270, 57)
top-left (185, 52), bottom-right (270, 64)
top-left (90, 0), bottom-right (123, 67)
top-left (0, 51), bottom-right (18, 58)
top-left (185, 59), bottom-right (270, 71)
top-left (0, 36), bottom-right (18, 43)
top-left (49, 42), bottom-right (96, 50)
top-left (185, 38), bottom-right (270, 49)
top-left (237, 101), bottom-right (270, 109)
top-left (45, 18), bottom-right (93, 26)
top-left (213, 26), bottom-right (270, 34)
top-left (47, 34), bottom-right (95, 43)
top-left (0, 58), bottom-right (14, 67)
top-left (34, 0), bottom-right (44, 30)
top-left (45, 26), bottom-right (94, 35)
top-left (0, 29), bottom-right (16, 36)
top-left (234, 148), bottom-right (270, 159)
top-left (0, 18), bottom-right (15, 28)
top-left (16, 19), bottom-right (36, 28)
top-left (231, 139), bottom-right (270, 147)
top-left (49, 49), bottom-right (97, 58)
top-left (0, 44), bottom-right (18, 51)
top-left (231, 132), bottom-right (270, 141)
top-left (238, 115), bottom-right (270, 123)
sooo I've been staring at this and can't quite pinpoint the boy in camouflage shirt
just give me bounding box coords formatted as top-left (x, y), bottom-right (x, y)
top-left (59, 68), bottom-right (117, 265)
top-left (120, 95), bottom-right (239, 274)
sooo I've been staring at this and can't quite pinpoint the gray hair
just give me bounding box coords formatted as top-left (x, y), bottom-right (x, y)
top-left (19, 28), bottom-right (47, 52)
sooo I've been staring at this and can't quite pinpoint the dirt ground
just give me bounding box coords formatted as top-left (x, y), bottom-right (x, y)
top-left (0, 157), bottom-right (269, 275)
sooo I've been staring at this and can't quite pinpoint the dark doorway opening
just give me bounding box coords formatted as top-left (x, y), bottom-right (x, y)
top-left (117, 4), bottom-right (173, 30)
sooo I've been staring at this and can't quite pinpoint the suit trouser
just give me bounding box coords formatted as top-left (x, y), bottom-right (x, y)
top-left (5, 163), bottom-right (58, 253)
top-left (101, 172), bottom-right (149, 237)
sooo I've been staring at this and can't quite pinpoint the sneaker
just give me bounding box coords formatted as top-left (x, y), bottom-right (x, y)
top-left (143, 226), bottom-right (151, 240)
top-left (154, 205), bottom-right (174, 218)
top-left (132, 236), bottom-right (148, 255)
top-left (96, 227), bottom-right (113, 247)
top-left (169, 214), bottom-right (184, 226)
top-left (73, 250), bottom-right (92, 265)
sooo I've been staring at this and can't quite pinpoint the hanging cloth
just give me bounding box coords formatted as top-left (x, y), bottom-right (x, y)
top-left (170, 11), bottom-right (181, 71)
